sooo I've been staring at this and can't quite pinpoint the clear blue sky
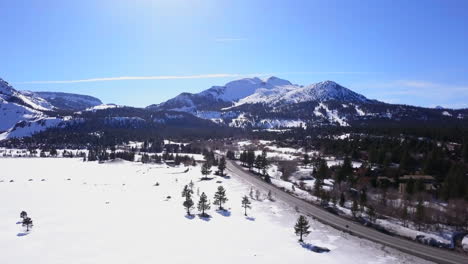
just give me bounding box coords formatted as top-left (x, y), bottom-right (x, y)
top-left (1, 0), bottom-right (468, 108)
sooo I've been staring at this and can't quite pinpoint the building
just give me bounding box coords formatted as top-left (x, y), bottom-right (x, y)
top-left (398, 175), bottom-right (435, 194)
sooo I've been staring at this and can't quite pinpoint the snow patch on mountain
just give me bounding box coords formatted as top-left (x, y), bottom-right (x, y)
top-left (29, 91), bottom-right (102, 110)
top-left (314, 103), bottom-right (349, 126)
top-left (0, 116), bottom-right (76, 140)
top-left (0, 98), bottom-right (44, 132)
top-left (84, 104), bottom-right (122, 112)
top-left (235, 80), bottom-right (368, 107)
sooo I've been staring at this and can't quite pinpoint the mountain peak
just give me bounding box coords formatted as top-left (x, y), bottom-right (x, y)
top-left (0, 78), bottom-right (16, 96)
top-left (264, 76), bottom-right (292, 86)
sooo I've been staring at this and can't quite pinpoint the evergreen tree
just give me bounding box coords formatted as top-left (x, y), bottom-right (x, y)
top-left (339, 192), bottom-right (345, 207)
top-left (183, 192), bottom-right (195, 216)
top-left (359, 189), bottom-right (367, 211)
top-left (294, 215), bottom-right (311, 242)
top-left (254, 155), bottom-right (263, 173)
top-left (188, 180), bottom-right (195, 191)
top-left (351, 198), bottom-right (359, 217)
top-left (246, 150), bottom-right (255, 169)
top-left (267, 190), bottom-right (274, 201)
top-left (20, 211), bottom-right (27, 219)
top-left (182, 185), bottom-right (193, 198)
top-left (241, 195), bottom-right (251, 216)
top-left (197, 192), bottom-right (211, 216)
top-left (313, 178), bottom-right (322, 198)
top-left (462, 139), bottom-right (468, 163)
top-left (218, 156), bottom-right (227, 176)
top-left (213, 186), bottom-right (228, 210)
top-left (201, 161), bottom-right (212, 179)
top-left (22, 217), bottom-right (33, 232)
top-left (261, 150), bottom-right (269, 176)
top-left (303, 154), bottom-right (310, 167)
top-left (367, 205), bottom-right (376, 223)
top-left (415, 197), bottom-right (425, 230)
top-left (406, 178), bottom-right (415, 196)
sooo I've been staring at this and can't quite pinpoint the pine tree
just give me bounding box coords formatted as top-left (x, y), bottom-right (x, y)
top-left (20, 211), bottom-right (27, 219)
top-left (260, 149), bottom-right (269, 176)
top-left (201, 161), bottom-right (212, 179)
top-left (188, 180), bottom-right (195, 191)
top-left (241, 195), bottom-right (251, 216)
top-left (367, 205), bottom-right (376, 223)
top-left (351, 198), bottom-right (359, 217)
top-left (197, 192), bottom-right (211, 216)
top-left (339, 192), bottom-right (345, 207)
top-left (406, 177), bottom-right (415, 196)
top-left (246, 150), bottom-right (255, 169)
top-left (313, 178), bottom-right (322, 198)
top-left (359, 189), bottom-right (367, 211)
top-left (213, 186), bottom-right (228, 210)
top-left (218, 156), bottom-right (227, 176)
top-left (254, 155), bottom-right (263, 173)
top-left (183, 192), bottom-right (194, 216)
top-left (415, 197), bottom-right (425, 231)
top-left (462, 139), bottom-right (468, 163)
top-left (303, 154), bottom-right (310, 167)
top-left (22, 217), bottom-right (33, 232)
top-left (182, 185), bottom-right (193, 198)
top-left (267, 190), bottom-right (274, 201)
top-left (294, 215), bottom-right (311, 242)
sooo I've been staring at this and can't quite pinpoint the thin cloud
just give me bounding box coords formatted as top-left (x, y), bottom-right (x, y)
top-left (17, 73), bottom-right (267, 84)
top-left (18, 71), bottom-right (372, 84)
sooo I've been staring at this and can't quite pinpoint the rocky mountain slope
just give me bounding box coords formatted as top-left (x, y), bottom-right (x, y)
top-left (26, 91), bottom-right (102, 111)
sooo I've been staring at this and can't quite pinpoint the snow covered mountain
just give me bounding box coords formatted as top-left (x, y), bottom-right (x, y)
top-left (147, 76), bottom-right (293, 112)
top-left (147, 76), bottom-right (468, 129)
top-left (1, 75), bottom-right (468, 140)
top-left (0, 78), bottom-right (99, 139)
top-left (26, 91), bottom-right (102, 111)
top-left (234, 80), bottom-right (369, 107)
top-left (0, 78), bottom-right (55, 133)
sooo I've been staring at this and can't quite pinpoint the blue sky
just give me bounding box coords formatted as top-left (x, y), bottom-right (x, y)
top-left (1, 0), bottom-right (468, 108)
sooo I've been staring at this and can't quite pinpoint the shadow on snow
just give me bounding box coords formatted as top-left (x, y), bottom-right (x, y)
top-left (216, 210), bottom-right (231, 217)
top-left (300, 242), bottom-right (330, 253)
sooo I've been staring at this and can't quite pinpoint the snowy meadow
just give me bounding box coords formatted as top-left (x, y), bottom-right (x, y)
top-left (0, 158), bottom-right (429, 264)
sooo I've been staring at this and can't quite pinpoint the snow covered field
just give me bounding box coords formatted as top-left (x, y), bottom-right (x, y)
top-left (0, 158), bottom-right (429, 264)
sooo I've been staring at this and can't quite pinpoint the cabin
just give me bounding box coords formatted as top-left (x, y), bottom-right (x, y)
top-left (398, 175), bottom-right (435, 194)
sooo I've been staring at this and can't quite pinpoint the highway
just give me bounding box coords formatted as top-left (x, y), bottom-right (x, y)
top-left (225, 160), bottom-right (468, 264)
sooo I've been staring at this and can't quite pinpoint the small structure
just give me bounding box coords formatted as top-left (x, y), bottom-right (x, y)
top-left (398, 175), bottom-right (435, 194)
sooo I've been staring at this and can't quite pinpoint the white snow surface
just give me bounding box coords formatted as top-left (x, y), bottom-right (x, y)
top-left (0, 158), bottom-right (427, 264)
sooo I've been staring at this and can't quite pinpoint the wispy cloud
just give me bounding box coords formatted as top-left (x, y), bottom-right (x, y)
top-left (17, 71), bottom-right (372, 84)
top-left (214, 37), bottom-right (247, 42)
top-left (17, 73), bottom-right (267, 84)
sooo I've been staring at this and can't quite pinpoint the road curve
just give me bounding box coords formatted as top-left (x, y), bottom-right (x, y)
top-left (225, 160), bottom-right (468, 264)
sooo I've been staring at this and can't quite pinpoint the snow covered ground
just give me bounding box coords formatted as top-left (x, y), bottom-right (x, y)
top-left (0, 158), bottom-right (429, 264)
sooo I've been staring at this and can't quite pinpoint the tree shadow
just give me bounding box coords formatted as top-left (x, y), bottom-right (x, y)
top-left (198, 214), bottom-right (212, 221)
top-left (198, 177), bottom-right (215, 182)
top-left (245, 216), bottom-right (256, 221)
top-left (16, 221), bottom-right (22, 224)
top-left (216, 210), bottom-right (231, 217)
top-left (300, 242), bottom-right (330, 253)
top-left (184, 214), bottom-right (195, 220)
top-left (17, 232), bottom-right (29, 237)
